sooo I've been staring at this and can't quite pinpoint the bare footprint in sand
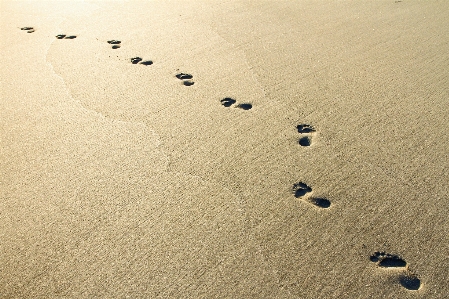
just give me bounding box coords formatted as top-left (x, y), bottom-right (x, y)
top-left (296, 124), bottom-right (316, 147)
top-left (370, 252), bottom-right (421, 290)
top-left (107, 40), bottom-right (121, 49)
top-left (176, 73), bottom-right (194, 86)
top-left (20, 27), bottom-right (35, 33)
top-left (56, 34), bottom-right (77, 39)
top-left (219, 98), bottom-right (252, 110)
top-left (130, 57), bottom-right (153, 65)
top-left (292, 182), bottom-right (331, 208)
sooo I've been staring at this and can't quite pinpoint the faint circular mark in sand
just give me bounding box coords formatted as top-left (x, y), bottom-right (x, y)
top-left (140, 60), bottom-right (153, 66)
top-left (399, 274), bottom-right (421, 290)
top-left (307, 197), bottom-right (331, 208)
top-left (298, 136), bottom-right (311, 146)
top-left (236, 103), bottom-right (252, 110)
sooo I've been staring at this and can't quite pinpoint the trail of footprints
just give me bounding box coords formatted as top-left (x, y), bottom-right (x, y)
top-left (19, 26), bottom-right (422, 293)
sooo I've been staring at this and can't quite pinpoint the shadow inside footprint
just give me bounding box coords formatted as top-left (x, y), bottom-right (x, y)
top-left (112, 45), bottom-right (121, 49)
top-left (379, 257), bottom-right (407, 268)
top-left (65, 35), bottom-right (77, 39)
top-left (131, 57), bottom-right (143, 64)
top-left (140, 60), bottom-right (153, 66)
top-left (293, 182), bottom-right (312, 198)
top-left (221, 98), bottom-right (236, 107)
top-left (297, 124), bottom-right (316, 133)
top-left (176, 73), bottom-right (193, 80)
top-left (307, 197), bottom-right (331, 208)
top-left (236, 103), bottom-right (252, 110)
top-left (399, 274), bottom-right (421, 290)
top-left (183, 81), bottom-right (194, 86)
top-left (299, 136), bottom-right (311, 146)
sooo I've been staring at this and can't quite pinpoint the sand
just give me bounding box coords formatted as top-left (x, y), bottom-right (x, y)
top-left (1, 0), bottom-right (448, 298)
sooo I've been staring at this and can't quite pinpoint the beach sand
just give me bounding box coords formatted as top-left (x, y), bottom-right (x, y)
top-left (1, 0), bottom-right (448, 297)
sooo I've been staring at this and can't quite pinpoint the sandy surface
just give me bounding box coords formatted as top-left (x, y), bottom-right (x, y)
top-left (1, 0), bottom-right (448, 298)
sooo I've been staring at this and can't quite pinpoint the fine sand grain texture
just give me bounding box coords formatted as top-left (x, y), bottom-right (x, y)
top-left (1, 0), bottom-right (448, 298)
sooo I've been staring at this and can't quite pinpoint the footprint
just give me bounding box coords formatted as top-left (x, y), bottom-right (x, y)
top-left (292, 182), bottom-right (330, 208)
top-left (220, 98), bottom-right (236, 107)
top-left (130, 57), bottom-right (154, 65)
top-left (107, 40), bottom-right (121, 49)
top-left (219, 98), bottom-right (251, 110)
top-left (56, 34), bottom-right (77, 39)
top-left (21, 27), bottom-right (35, 33)
top-left (370, 252), bottom-right (421, 290)
top-left (296, 124), bottom-right (316, 147)
top-left (175, 73), bottom-right (194, 86)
